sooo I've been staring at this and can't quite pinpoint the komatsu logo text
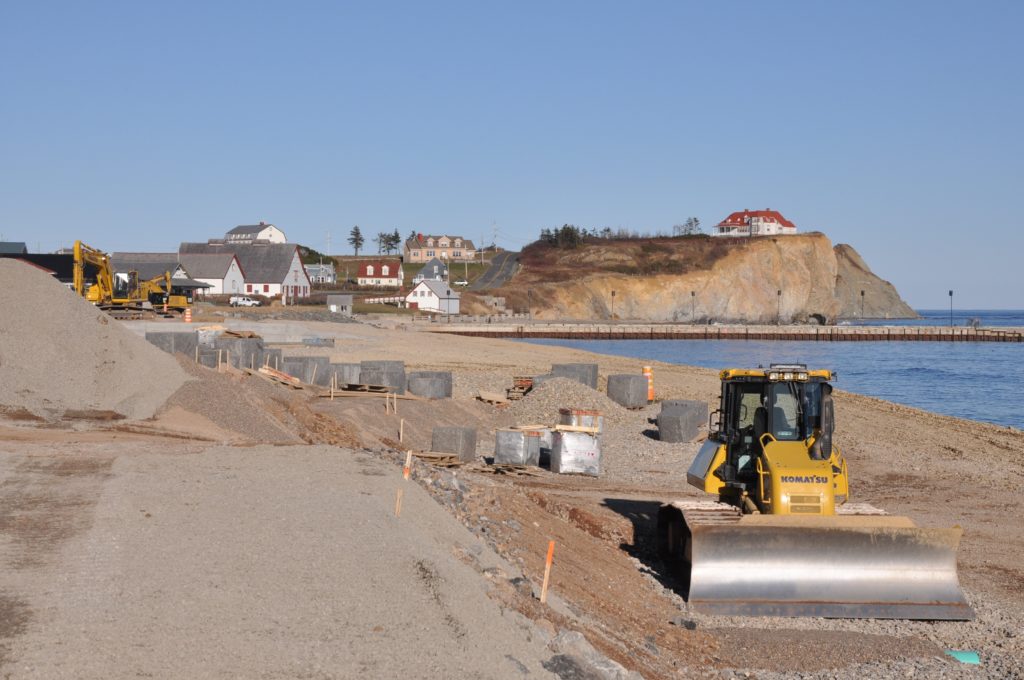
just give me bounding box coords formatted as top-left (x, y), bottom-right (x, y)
top-left (781, 475), bottom-right (828, 484)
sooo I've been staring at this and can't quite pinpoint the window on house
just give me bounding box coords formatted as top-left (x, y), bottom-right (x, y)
top-left (455, 239), bottom-right (462, 247)
top-left (246, 284), bottom-right (252, 293)
top-left (427, 250), bottom-right (435, 257)
top-left (453, 251), bottom-right (461, 258)
top-left (263, 284), bottom-right (269, 293)
top-left (382, 265), bottom-right (389, 276)
top-left (366, 265), bottom-right (374, 276)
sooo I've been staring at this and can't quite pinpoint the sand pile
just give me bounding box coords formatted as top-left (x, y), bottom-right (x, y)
top-left (0, 259), bottom-right (188, 420)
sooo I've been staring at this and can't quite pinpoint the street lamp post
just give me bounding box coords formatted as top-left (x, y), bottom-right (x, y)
top-left (860, 290), bottom-right (865, 319)
top-left (527, 289), bottom-right (532, 319)
top-left (610, 290), bottom-right (616, 320)
top-left (949, 289), bottom-right (954, 327)
top-left (777, 289), bottom-right (782, 325)
top-left (690, 291), bottom-right (696, 323)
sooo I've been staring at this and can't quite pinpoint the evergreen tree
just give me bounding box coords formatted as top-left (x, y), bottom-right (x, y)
top-left (348, 226), bottom-right (365, 256)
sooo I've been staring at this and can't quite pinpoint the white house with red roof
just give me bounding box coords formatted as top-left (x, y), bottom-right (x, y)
top-left (357, 260), bottom-right (404, 288)
top-left (714, 209), bottom-right (797, 237)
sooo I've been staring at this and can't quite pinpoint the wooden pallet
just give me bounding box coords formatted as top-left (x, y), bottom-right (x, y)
top-left (477, 390), bottom-right (509, 405)
top-left (342, 383), bottom-right (392, 393)
top-left (477, 464), bottom-right (543, 477)
top-left (412, 451), bottom-right (464, 467)
top-left (250, 366), bottom-right (305, 389)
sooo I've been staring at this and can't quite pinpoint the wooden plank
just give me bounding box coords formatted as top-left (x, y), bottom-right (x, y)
top-left (477, 390), bottom-right (509, 405)
top-left (553, 423), bottom-right (601, 434)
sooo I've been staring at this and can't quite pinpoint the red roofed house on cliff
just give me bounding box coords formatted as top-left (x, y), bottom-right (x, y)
top-left (714, 209), bottom-right (798, 237)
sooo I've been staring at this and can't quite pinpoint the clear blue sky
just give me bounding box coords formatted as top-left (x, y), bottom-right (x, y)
top-left (1, 1), bottom-right (1021, 308)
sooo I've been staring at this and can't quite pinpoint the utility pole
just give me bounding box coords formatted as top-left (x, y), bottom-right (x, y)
top-left (611, 290), bottom-right (616, 320)
top-left (949, 290), bottom-right (954, 327)
top-left (777, 289), bottom-right (782, 325)
top-left (691, 291), bottom-right (696, 323)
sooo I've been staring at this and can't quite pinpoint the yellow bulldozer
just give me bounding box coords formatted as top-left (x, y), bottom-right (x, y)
top-left (657, 365), bottom-right (972, 620)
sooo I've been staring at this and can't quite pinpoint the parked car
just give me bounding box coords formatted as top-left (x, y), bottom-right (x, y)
top-left (229, 296), bottom-right (262, 307)
top-left (453, 279), bottom-right (469, 286)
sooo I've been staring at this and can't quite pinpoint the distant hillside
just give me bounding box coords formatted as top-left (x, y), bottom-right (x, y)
top-left (484, 232), bottom-right (916, 323)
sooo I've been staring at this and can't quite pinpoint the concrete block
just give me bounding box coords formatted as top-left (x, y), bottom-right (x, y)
top-left (259, 348), bottom-right (283, 371)
top-left (657, 400), bottom-right (707, 442)
top-left (407, 371), bottom-right (453, 399)
top-left (282, 356), bottom-right (331, 385)
top-left (330, 363), bottom-right (361, 386)
top-left (606, 374), bottom-right (648, 408)
top-left (551, 431), bottom-right (601, 476)
top-left (360, 360), bottom-right (406, 394)
top-left (145, 331), bottom-right (198, 358)
top-left (196, 349), bottom-right (220, 369)
top-left (280, 357), bottom-right (308, 382)
top-left (550, 363), bottom-right (599, 389)
top-left (213, 337), bottom-right (264, 369)
top-left (494, 429), bottom-right (541, 466)
top-left (432, 426), bottom-right (478, 462)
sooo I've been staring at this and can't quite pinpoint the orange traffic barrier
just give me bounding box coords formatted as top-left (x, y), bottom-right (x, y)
top-left (642, 366), bottom-right (654, 402)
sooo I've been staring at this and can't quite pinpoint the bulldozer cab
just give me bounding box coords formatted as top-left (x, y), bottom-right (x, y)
top-left (715, 365), bottom-right (834, 487)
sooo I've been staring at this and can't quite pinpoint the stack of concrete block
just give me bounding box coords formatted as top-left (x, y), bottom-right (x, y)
top-left (550, 431), bottom-right (601, 476)
top-left (606, 374), bottom-right (648, 409)
top-left (657, 399), bottom-right (708, 443)
top-left (407, 371), bottom-right (453, 399)
top-left (360, 360), bottom-right (407, 394)
top-left (493, 429), bottom-right (541, 466)
top-left (432, 426), bottom-right (478, 462)
top-left (329, 363), bottom-right (361, 387)
top-left (145, 331), bottom-right (199, 358)
top-left (550, 363), bottom-right (599, 389)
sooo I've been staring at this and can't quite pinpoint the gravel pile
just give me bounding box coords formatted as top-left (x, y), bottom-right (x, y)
top-left (505, 377), bottom-right (627, 426)
top-left (0, 259), bottom-right (188, 420)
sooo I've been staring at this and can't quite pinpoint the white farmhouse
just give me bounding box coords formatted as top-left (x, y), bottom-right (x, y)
top-left (405, 280), bottom-right (460, 315)
top-left (179, 253), bottom-right (246, 296)
top-left (179, 242), bottom-right (312, 299)
top-left (714, 209), bottom-right (798, 237)
top-left (225, 221), bottom-right (287, 244)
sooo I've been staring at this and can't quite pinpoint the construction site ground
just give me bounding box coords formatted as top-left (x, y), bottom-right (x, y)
top-left (2, 308), bottom-right (1022, 678)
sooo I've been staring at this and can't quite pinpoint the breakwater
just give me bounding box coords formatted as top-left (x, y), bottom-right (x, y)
top-left (424, 323), bottom-right (1022, 342)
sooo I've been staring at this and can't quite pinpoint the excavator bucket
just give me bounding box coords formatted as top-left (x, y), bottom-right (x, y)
top-left (687, 515), bottom-right (973, 620)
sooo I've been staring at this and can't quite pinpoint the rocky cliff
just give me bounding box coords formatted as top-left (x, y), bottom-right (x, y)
top-left (487, 233), bottom-right (916, 323)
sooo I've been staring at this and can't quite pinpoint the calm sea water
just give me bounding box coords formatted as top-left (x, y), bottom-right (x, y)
top-left (521, 311), bottom-right (1024, 429)
top-left (851, 309), bottom-right (1024, 327)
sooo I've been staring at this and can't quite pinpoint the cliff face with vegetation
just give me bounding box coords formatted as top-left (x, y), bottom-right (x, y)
top-left (493, 233), bottom-right (916, 323)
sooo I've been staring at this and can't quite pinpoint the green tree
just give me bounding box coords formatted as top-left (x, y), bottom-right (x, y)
top-left (348, 226), bottom-right (365, 256)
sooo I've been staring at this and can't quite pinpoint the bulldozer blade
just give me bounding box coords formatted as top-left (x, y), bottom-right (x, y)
top-left (688, 518), bottom-right (973, 620)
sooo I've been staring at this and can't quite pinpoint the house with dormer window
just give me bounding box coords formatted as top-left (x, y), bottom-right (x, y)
top-left (403, 233), bottom-right (477, 263)
top-left (356, 259), bottom-right (404, 288)
top-left (714, 209), bottom-right (798, 237)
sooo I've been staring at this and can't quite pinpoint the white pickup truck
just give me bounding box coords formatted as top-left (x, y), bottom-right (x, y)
top-left (229, 296), bottom-right (262, 307)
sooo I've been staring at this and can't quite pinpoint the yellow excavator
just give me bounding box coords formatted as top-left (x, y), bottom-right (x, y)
top-left (658, 365), bottom-right (972, 620)
top-left (72, 240), bottom-right (189, 314)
